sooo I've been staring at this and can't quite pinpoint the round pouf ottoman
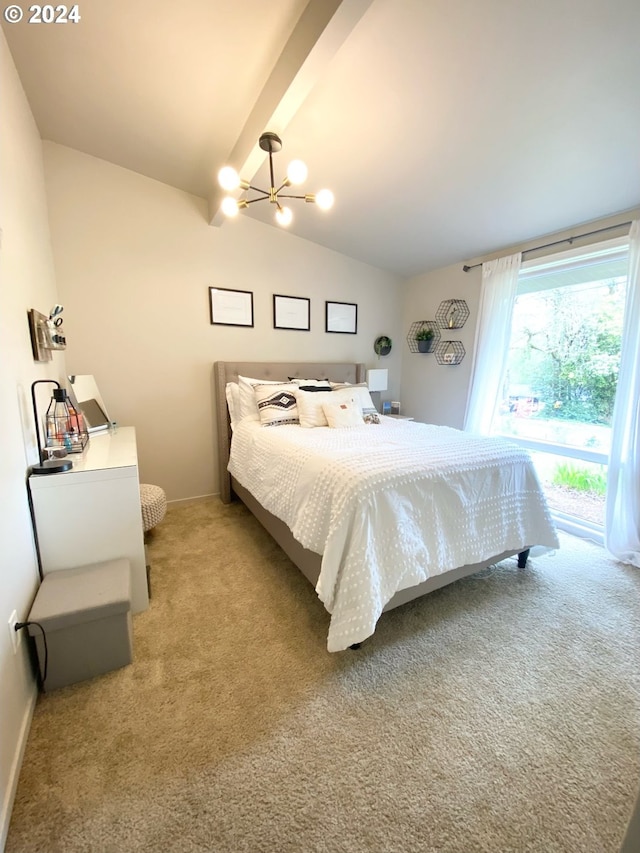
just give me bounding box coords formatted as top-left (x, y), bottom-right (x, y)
top-left (140, 483), bottom-right (167, 534)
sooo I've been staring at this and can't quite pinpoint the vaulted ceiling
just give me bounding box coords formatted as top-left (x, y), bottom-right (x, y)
top-left (4, 0), bottom-right (639, 277)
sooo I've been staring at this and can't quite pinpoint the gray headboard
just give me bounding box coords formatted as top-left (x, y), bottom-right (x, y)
top-left (214, 361), bottom-right (366, 503)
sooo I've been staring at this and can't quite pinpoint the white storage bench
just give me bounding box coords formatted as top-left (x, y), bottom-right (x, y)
top-left (27, 558), bottom-right (133, 691)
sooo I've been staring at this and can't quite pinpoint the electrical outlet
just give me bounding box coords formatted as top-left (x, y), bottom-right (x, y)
top-left (8, 611), bottom-right (20, 653)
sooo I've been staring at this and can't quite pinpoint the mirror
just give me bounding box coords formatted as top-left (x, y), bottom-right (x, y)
top-left (67, 375), bottom-right (112, 433)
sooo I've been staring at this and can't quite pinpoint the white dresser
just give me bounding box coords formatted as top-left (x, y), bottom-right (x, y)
top-left (28, 426), bottom-right (149, 613)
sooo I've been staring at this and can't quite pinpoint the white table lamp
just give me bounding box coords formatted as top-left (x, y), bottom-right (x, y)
top-left (366, 369), bottom-right (388, 392)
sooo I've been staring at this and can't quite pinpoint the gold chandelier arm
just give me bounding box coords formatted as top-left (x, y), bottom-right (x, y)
top-left (278, 193), bottom-right (312, 200)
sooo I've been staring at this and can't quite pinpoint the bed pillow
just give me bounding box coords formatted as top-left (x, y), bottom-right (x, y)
top-left (238, 375), bottom-right (284, 421)
top-left (296, 388), bottom-right (364, 429)
top-left (322, 399), bottom-right (364, 428)
top-left (331, 383), bottom-right (380, 424)
top-left (253, 382), bottom-right (299, 427)
top-left (295, 389), bottom-right (335, 428)
top-left (288, 378), bottom-right (332, 392)
top-left (225, 382), bottom-right (241, 427)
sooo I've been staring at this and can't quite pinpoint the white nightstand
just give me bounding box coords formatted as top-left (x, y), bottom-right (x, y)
top-left (28, 427), bottom-right (149, 613)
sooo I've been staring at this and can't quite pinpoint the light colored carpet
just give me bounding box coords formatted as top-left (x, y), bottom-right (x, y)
top-left (6, 498), bottom-right (640, 853)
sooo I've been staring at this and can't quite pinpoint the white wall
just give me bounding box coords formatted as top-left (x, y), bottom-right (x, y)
top-left (401, 262), bottom-right (481, 427)
top-left (0, 31), bottom-right (65, 849)
top-left (43, 143), bottom-right (404, 501)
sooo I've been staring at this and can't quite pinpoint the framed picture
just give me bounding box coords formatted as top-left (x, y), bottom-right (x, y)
top-left (273, 294), bottom-right (310, 331)
top-left (326, 300), bottom-right (357, 334)
top-left (209, 287), bottom-right (254, 327)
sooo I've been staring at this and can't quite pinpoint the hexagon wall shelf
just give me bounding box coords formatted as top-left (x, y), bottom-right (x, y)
top-left (434, 340), bottom-right (466, 365)
top-left (436, 299), bottom-right (469, 330)
top-left (407, 321), bottom-right (441, 353)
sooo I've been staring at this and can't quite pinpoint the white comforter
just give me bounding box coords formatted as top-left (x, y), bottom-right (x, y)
top-left (228, 418), bottom-right (559, 651)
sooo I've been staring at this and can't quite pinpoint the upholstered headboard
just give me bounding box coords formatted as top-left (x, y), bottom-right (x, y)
top-left (213, 361), bottom-right (366, 502)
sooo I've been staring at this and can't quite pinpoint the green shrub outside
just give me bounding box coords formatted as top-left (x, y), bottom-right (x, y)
top-left (552, 463), bottom-right (607, 496)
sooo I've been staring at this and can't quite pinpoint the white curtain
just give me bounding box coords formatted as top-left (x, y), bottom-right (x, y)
top-left (605, 220), bottom-right (640, 567)
top-left (464, 252), bottom-right (522, 434)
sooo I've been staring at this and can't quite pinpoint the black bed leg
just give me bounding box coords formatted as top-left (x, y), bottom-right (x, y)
top-left (517, 548), bottom-right (530, 568)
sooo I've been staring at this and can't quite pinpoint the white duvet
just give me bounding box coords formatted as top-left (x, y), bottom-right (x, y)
top-left (228, 418), bottom-right (559, 651)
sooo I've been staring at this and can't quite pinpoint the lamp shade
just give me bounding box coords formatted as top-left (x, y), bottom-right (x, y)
top-left (366, 368), bottom-right (388, 393)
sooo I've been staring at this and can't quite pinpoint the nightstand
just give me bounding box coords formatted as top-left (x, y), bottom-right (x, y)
top-left (28, 427), bottom-right (149, 614)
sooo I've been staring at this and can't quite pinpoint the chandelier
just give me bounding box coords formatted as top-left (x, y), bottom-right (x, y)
top-left (218, 132), bottom-right (334, 227)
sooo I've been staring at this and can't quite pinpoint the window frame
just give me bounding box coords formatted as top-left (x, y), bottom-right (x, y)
top-left (490, 236), bottom-right (630, 543)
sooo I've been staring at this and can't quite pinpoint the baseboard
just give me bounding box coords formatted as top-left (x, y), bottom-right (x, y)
top-left (166, 493), bottom-right (216, 508)
top-left (0, 686), bottom-right (37, 853)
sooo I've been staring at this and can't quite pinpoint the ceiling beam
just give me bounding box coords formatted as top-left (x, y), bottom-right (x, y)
top-left (208, 0), bottom-right (373, 225)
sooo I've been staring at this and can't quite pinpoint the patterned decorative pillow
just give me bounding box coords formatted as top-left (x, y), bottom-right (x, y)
top-left (253, 383), bottom-right (299, 427)
top-left (322, 399), bottom-right (364, 428)
top-left (288, 378), bottom-right (332, 392)
top-left (238, 375), bottom-right (284, 421)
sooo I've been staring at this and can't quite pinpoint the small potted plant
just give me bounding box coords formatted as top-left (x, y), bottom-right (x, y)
top-left (415, 327), bottom-right (435, 353)
top-left (374, 335), bottom-right (392, 357)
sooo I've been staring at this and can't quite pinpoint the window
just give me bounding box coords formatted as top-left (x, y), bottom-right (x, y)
top-left (491, 238), bottom-right (629, 541)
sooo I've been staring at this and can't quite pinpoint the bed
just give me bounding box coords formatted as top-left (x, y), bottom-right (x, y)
top-left (214, 361), bottom-right (559, 651)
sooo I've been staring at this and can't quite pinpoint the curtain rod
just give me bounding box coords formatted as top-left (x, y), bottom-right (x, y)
top-left (462, 220), bottom-right (633, 272)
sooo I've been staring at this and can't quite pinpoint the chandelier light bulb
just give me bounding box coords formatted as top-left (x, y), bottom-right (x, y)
top-left (286, 159), bottom-right (308, 185)
top-left (221, 196), bottom-right (240, 217)
top-left (275, 206), bottom-right (293, 227)
top-left (218, 166), bottom-right (241, 192)
top-left (315, 189), bottom-right (334, 211)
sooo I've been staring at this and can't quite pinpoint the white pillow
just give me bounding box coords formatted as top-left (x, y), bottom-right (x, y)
top-left (330, 382), bottom-right (371, 404)
top-left (295, 388), bottom-right (335, 428)
top-left (322, 399), bottom-right (364, 428)
top-left (254, 383), bottom-right (299, 427)
top-left (225, 382), bottom-right (241, 427)
top-left (331, 383), bottom-right (380, 424)
top-left (237, 375), bottom-right (283, 421)
top-left (296, 386), bottom-right (364, 428)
